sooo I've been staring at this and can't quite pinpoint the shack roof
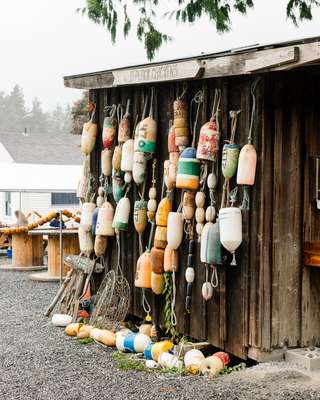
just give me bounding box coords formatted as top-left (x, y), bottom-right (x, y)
top-left (64, 35), bottom-right (320, 90)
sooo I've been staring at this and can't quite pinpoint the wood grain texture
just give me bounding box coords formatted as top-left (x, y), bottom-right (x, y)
top-left (12, 233), bottom-right (43, 267)
top-left (87, 67), bottom-right (320, 359)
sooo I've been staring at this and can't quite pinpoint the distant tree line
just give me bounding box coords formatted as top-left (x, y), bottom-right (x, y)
top-left (0, 85), bottom-right (72, 135)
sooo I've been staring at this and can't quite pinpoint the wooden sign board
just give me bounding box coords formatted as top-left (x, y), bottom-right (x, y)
top-left (245, 46), bottom-right (299, 72)
top-left (113, 60), bottom-right (204, 86)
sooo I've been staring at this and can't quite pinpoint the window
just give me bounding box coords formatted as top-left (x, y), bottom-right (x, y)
top-left (5, 192), bottom-right (11, 216)
top-left (51, 192), bottom-right (78, 206)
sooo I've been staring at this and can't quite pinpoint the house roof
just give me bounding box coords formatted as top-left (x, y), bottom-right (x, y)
top-left (64, 35), bottom-right (320, 89)
top-left (0, 133), bottom-right (82, 165)
top-left (0, 163), bottom-right (81, 193)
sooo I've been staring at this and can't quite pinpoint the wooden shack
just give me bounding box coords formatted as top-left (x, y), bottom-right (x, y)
top-left (64, 36), bottom-right (320, 361)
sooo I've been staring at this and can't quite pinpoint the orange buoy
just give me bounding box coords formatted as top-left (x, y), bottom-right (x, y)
top-left (151, 272), bottom-right (165, 295)
top-left (155, 198), bottom-right (171, 227)
top-left (164, 245), bottom-right (178, 272)
top-left (135, 251), bottom-right (152, 288)
top-left (150, 247), bottom-right (164, 274)
top-left (154, 226), bottom-right (167, 249)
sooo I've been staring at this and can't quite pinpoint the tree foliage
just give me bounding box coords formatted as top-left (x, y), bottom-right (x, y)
top-left (70, 91), bottom-right (89, 135)
top-left (0, 85), bottom-right (72, 135)
top-left (80, 0), bottom-right (320, 60)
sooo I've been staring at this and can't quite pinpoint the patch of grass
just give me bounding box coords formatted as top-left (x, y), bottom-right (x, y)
top-left (220, 362), bottom-right (246, 375)
top-left (112, 351), bottom-right (188, 376)
top-left (112, 351), bottom-right (146, 372)
top-left (76, 337), bottom-right (94, 345)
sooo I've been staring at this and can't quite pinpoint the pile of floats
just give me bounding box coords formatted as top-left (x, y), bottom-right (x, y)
top-left (52, 314), bottom-right (230, 378)
top-left (1, 210), bottom-right (80, 236)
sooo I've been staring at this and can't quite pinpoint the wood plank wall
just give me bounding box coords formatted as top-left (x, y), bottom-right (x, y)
top-left (88, 67), bottom-right (320, 359)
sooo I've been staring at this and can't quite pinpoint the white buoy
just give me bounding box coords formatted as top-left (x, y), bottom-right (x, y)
top-left (121, 138), bottom-right (134, 172)
top-left (112, 197), bottom-right (131, 231)
top-left (133, 152), bottom-right (147, 185)
top-left (167, 212), bottom-right (184, 250)
top-left (101, 149), bottom-right (113, 177)
top-left (52, 314), bottom-right (72, 327)
top-left (219, 207), bottom-right (242, 265)
top-left (80, 202), bottom-right (96, 231)
top-left (96, 202), bottom-right (115, 236)
top-left (158, 352), bottom-right (183, 369)
top-left (78, 226), bottom-right (94, 256)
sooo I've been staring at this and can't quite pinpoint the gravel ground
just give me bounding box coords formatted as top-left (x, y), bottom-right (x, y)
top-left (1, 268), bottom-right (320, 400)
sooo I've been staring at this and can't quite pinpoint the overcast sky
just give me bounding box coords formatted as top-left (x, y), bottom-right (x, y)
top-left (0, 0), bottom-right (319, 110)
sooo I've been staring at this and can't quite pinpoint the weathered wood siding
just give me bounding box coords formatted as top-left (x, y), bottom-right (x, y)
top-left (89, 67), bottom-right (320, 359)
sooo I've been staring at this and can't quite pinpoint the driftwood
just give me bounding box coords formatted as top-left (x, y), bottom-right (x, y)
top-left (45, 269), bottom-right (74, 317)
top-left (45, 255), bottom-right (104, 318)
top-left (64, 255), bottom-right (104, 274)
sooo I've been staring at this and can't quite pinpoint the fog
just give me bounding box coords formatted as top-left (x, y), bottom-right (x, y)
top-left (0, 0), bottom-right (319, 110)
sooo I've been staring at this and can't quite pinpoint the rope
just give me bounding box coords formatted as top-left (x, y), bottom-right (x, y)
top-left (152, 159), bottom-right (157, 185)
top-left (171, 269), bottom-right (177, 326)
top-left (89, 103), bottom-right (96, 123)
top-left (142, 288), bottom-right (151, 314)
top-left (240, 186), bottom-right (250, 211)
top-left (177, 81), bottom-right (188, 100)
top-left (117, 104), bottom-right (123, 124)
top-left (104, 104), bottom-right (117, 117)
top-left (210, 265), bottom-right (219, 288)
top-left (149, 87), bottom-right (155, 119)
top-left (138, 233), bottom-right (143, 255)
top-left (229, 186), bottom-right (239, 207)
top-left (200, 163), bottom-right (208, 191)
top-left (229, 110), bottom-right (240, 144)
top-left (116, 232), bottom-right (123, 276)
top-left (211, 89), bottom-right (221, 131)
top-left (248, 77), bottom-right (261, 144)
top-left (142, 95), bottom-right (149, 120)
top-left (190, 90), bottom-right (204, 148)
top-left (125, 98), bottom-right (131, 116)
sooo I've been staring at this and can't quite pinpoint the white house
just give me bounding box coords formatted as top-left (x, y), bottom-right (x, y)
top-left (0, 132), bottom-right (83, 225)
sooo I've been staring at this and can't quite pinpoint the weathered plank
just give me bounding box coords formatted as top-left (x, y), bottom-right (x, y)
top-left (245, 47), bottom-right (299, 72)
top-left (301, 75), bottom-right (320, 346)
top-left (271, 74), bottom-right (302, 348)
top-left (113, 60), bottom-right (204, 86)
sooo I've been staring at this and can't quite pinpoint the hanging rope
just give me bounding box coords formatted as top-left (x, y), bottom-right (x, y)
top-left (142, 288), bottom-right (151, 315)
top-left (116, 232), bottom-right (123, 276)
top-left (89, 103), bottom-right (96, 123)
top-left (229, 110), bottom-right (241, 144)
top-left (210, 265), bottom-right (219, 288)
top-left (248, 77), bottom-right (261, 145)
top-left (142, 95), bottom-right (149, 120)
top-left (177, 81), bottom-right (188, 100)
top-left (149, 87), bottom-right (155, 119)
top-left (211, 89), bottom-right (221, 130)
top-left (125, 98), bottom-right (131, 116)
top-left (104, 104), bottom-right (117, 117)
top-left (229, 186), bottom-right (238, 207)
top-left (171, 269), bottom-right (177, 326)
top-left (117, 104), bottom-right (123, 124)
top-left (190, 90), bottom-right (204, 148)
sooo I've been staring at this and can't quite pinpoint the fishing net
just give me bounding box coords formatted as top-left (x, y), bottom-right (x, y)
top-left (89, 234), bottom-right (130, 331)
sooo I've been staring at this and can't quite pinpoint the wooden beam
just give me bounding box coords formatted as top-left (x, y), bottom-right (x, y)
top-left (112, 60), bottom-right (204, 86)
top-left (64, 73), bottom-right (114, 89)
top-left (245, 46), bottom-right (299, 72)
top-left (204, 41), bottom-right (320, 78)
